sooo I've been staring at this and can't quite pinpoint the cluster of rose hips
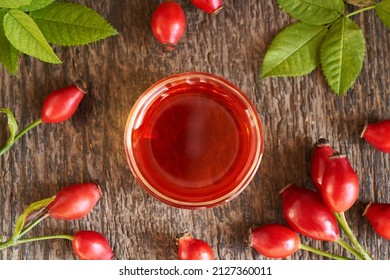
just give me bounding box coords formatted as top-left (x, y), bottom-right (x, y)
top-left (1, 82), bottom-right (114, 259)
top-left (0, 182), bottom-right (114, 260)
top-left (151, 0), bottom-right (223, 51)
top-left (175, 120), bottom-right (390, 260)
top-left (248, 120), bottom-right (390, 260)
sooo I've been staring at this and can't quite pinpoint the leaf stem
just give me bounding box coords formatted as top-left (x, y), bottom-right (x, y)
top-left (346, 5), bottom-right (376, 18)
top-left (299, 243), bottom-right (351, 260)
top-left (0, 118), bottom-right (42, 156)
top-left (335, 212), bottom-right (373, 260)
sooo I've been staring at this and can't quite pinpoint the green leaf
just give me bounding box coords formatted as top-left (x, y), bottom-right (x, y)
top-left (261, 22), bottom-right (328, 78)
top-left (0, 10), bottom-right (20, 74)
top-left (320, 17), bottom-right (366, 95)
top-left (376, 0), bottom-right (390, 29)
top-left (276, 0), bottom-right (344, 25)
top-left (29, 2), bottom-right (119, 46)
top-left (20, 0), bottom-right (55, 12)
top-left (0, 0), bottom-right (31, 9)
top-left (12, 196), bottom-right (55, 239)
top-left (3, 9), bottom-right (61, 63)
top-left (0, 108), bottom-right (18, 147)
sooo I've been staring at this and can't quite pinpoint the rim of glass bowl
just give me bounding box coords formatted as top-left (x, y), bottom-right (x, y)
top-left (124, 72), bottom-right (264, 209)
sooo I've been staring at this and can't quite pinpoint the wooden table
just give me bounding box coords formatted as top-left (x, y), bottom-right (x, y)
top-left (1, 0), bottom-right (389, 260)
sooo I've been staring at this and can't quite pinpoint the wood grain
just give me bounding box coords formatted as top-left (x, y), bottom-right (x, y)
top-left (0, 0), bottom-right (389, 260)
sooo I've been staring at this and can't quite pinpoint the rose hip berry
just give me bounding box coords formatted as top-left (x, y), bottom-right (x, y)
top-left (191, 0), bottom-right (224, 14)
top-left (249, 224), bottom-right (300, 259)
top-left (321, 153), bottom-right (359, 213)
top-left (361, 120), bottom-right (390, 153)
top-left (364, 203), bottom-right (390, 240)
top-left (281, 184), bottom-right (340, 242)
top-left (310, 138), bottom-right (334, 192)
top-left (47, 182), bottom-right (102, 220)
top-left (72, 230), bottom-right (114, 260)
top-left (41, 80), bottom-right (87, 123)
top-left (176, 232), bottom-right (215, 260)
top-left (151, 1), bottom-right (186, 52)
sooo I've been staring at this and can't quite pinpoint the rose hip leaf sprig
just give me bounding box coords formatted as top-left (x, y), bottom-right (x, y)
top-left (275, 0), bottom-right (344, 26)
top-left (0, 1), bottom-right (118, 74)
top-left (0, 80), bottom-right (87, 157)
top-left (261, 0), bottom-right (387, 96)
top-left (375, 0), bottom-right (390, 29)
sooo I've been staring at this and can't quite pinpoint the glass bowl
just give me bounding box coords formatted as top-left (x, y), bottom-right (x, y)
top-left (124, 72), bottom-right (264, 209)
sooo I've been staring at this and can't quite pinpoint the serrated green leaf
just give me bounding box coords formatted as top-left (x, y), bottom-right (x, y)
top-left (29, 2), bottom-right (119, 46)
top-left (376, 0), bottom-right (390, 29)
top-left (261, 22), bottom-right (328, 78)
top-left (20, 0), bottom-right (55, 12)
top-left (0, 10), bottom-right (20, 74)
top-left (12, 196), bottom-right (55, 239)
top-left (3, 9), bottom-right (61, 64)
top-left (320, 17), bottom-right (366, 95)
top-left (0, 0), bottom-right (31, 9)
top-left (276, 0), bottom-right (344, 25)
top-left (0, 108), bottom-right (18, 146)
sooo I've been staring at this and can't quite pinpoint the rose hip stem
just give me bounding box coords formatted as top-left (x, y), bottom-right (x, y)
top-left (335, 212), bottom-right (373, 260)
top-left (0, 80), bottom-right (87, 157)
top-left (298, 244), bottom-right (351, 260)
top-left (0, 232), bottom-right (74, 251)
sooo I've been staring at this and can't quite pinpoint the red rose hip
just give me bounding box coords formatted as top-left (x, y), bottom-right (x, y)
top-left (321, 153), bottom-right (359, 213)
top-left (176, 232), bottom-right (215, 260)
top-left (310, 138), bottom-right (334, 192)
top-left (364, 202), bottom-right (390, 240)
top-left (281, 184), bottom-right (340, 242)
top-left (48, 182), bottom-right (102, 220)
top-left (361, 120), bottom-right (390, 153)
top-left (41, 80), bottom-right (87, 123)
top-left (191, 0), bottom-right (224, 14)
top-left (249, 224), bottom-right (300, 258)
top-left (72, 230), bottom-right (114, 260)
top-left (151, 1), bottom-right (186, 51)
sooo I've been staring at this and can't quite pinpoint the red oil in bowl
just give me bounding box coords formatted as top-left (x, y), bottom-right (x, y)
top-left (124, 72), bottom-right (264, 209)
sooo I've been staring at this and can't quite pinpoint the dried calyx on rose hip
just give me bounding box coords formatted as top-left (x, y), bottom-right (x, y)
top-left (361, 120), bottom-right (390, 153)
top-left (176, 231), bottom-right (215, 260)
top-left (47, 182), bottom-right (102, 220)
top-left (0, 80), bottom-right (87, 157)
top-left (151, 1), bottom-right (186, 52)
top-left (363, 202), bottom-right (390, 240)
top-left (191, 0), bottom-right (224, 15)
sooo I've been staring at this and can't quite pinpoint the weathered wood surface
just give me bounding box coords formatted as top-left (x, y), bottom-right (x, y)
top-left (0, 0), bottom-right (389, 260)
